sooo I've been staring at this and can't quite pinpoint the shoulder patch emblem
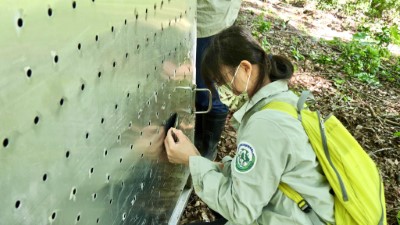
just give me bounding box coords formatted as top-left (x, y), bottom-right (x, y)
top-left (235, 142), bottom-right (257, 173)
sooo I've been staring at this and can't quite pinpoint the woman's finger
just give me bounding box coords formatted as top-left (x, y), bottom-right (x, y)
top-left (164, 137), bottom-right (169, 151)
top-left (165, 128), bottom-right (177, 146)
top-left (173, 128), bottom-right (188, 142)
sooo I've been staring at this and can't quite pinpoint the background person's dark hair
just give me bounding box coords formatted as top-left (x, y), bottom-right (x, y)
top-left (201, 26), bottom-right (294, 96)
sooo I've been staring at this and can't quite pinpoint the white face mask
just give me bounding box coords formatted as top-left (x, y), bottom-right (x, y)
top-left (215, 65), bottom-right (251, 111)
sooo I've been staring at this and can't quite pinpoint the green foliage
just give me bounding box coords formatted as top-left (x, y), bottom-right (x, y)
top-left (283, 0), bottom-right (307, 7)
top-left (341, 94), bottom-right (353, 102)
top-left (310, 51), bottom-right (334, 65)
top-left (277, 20), bottom-right (289, 30)
top-left (389, 25), bottom-right (400, 45)
top-left (316, 0), bottom-right (400, 18)
top-left (375, 26), bottom-right (392, 46)
top-left (316, 0), bottom-right (339, 10)
top-left (251, 14), bottom-right (273, 52)
top-left (369, 0), bottom-right (400, 18)
top-left (289, 36), bottom-right (306, 61)
top-left (356, 24), bottom-right (371, 33)
top-left (313, 26), bottom-right (400, 86)
top-left (290, 47), bottom-right (305, 61)
top-left (354, 72), bottom-right (380, 85)
top-left (326, 35), bottom-right (391, 85)
top-left (394, 131), bottom-right (400, 137)
top-left (255, 14), bottom-right (271, 34)
top-left (261, 37), bottom-right (271, 51)
top-left (333, 78), bottom-right (346, 86)
top-left (356, 25), bottom-right (400, 45)
top-left (396, 58), bottom-right (400, 72)
top-left (291, 36), bottom-right (301, 46)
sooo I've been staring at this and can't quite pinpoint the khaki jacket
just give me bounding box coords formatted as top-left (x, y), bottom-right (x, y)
top-left (197, 0), bottom-right (242, 38)
top-left (189, 80), bottom-right (335, 225)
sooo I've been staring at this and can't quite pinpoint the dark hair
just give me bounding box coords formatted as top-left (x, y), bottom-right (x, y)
top-left (201, 26), bottom-right (294, 95)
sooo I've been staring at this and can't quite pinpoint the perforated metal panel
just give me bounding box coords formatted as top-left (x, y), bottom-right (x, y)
top-left (0, 1), bottom-right (196, 224)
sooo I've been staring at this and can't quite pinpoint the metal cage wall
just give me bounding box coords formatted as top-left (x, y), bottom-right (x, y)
top-left (0, 1), bottom-right (196, 224)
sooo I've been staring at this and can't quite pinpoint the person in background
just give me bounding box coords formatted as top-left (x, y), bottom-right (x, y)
top-left (195, 0), bottom-right (242, 160)
top-left (164, 26), bottom-right (335, 225)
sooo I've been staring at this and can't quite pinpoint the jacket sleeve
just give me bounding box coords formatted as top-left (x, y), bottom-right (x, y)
top-left (189, 115), bottom-right (292, 224)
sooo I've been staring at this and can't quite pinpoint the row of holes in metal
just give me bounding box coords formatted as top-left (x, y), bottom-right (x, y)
top-left (5, 107), bottom-right (171, 148)
top-left (22, 9), bottom-right (187, 80)
top-left (16, 0), bottom-right (174, 28)
top-left (1, 78), bottom-right (173, 148)
top-left (4, 40), bottom-right (185, 148)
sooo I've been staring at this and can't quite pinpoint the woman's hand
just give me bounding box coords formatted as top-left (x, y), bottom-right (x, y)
top-left (164, 128), bottom-right (200, 166)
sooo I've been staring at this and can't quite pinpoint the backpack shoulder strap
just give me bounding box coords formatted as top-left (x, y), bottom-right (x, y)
top-left (297, 90), bottom-right (313, 112)
top-left (279, 183), bottom-right (311, 212)
top-left (261, 93), bottom-right (328, 225)
top-left (261, 102), bottom-right (313, 213)
top-left (261, 101), bottom-right (297, 118)
top-left (261, 91), bottom-right (314, 120)
top-left (279, 180), bottom-right (327, 225)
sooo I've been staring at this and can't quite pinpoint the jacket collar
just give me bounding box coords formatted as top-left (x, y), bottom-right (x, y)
top-left (232, 79), bottom-right (289, 124)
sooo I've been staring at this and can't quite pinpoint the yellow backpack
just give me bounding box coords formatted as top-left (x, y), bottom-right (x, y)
top-left (262, 91), bottom-right (387, 225)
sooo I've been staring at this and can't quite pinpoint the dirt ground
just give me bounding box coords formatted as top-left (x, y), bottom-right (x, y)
top-left (180, 1), bottom-right (400, 224)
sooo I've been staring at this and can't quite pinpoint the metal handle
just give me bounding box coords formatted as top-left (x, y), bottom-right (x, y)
top-left (194, 88), bottom-right (212, 114)
top-left (174, 86), bottom-right (212, 114)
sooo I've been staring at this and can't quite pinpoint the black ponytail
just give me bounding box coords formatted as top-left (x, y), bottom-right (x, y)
top-left (268, 55), bottom-right (294, 82)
